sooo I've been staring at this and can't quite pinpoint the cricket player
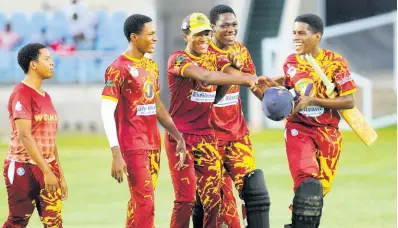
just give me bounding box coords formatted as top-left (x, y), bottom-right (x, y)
top-left (192, 5), bottom-right (271, 228)
top-left (3, 43), bottom-right (67, 227)
top-left (100, 14), bottom-right (186, 228)
top-left (166, 12), bottom-right (269, 228)
top-left (254, 14), bottom-right (356, 228)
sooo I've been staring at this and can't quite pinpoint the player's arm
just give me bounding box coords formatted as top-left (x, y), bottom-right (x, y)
top-left (293, 94), bottom-right (355, 115)
top-left (293, 59), bottom-right (356, 114)
top-left (101, 65), bottom-right (128, 183)
top-left (213, 65), bottom-right (257, 104)
top-left (54, 145), bottom-right (68, 200)
top-left (101, 98), bottom-right (128, 183)
top-left (183, 64), bottom-right (257, 86)
top-left (15, 119), bottom-right (58, 192)
top-left (155, 95), bottom-right (186, 170)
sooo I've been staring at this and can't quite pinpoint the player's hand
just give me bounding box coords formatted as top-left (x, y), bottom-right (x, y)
top-left (111, 146), bottom-right (128, 183)
top-left (174, 138), bottom-right (187, 171)
top-left (60, 178), bottom-right (68, 200)
top-left (292, 96), bottom-right (314, 115)
top-left (246, 76), bottom-right (259, 90)
top-left (228, 51), bottom-right (243, 70)
top-left (43, 170), bottom-right (59, 193)
top-left (250, 76), bottom-right (278, 94)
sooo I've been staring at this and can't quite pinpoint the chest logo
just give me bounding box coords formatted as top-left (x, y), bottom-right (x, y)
top-left (144, 80), bottom-right (155, 100)
top-left (128, 65), bottom-right (139, 78)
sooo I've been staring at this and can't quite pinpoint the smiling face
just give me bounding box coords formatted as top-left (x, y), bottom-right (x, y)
top-left (185, 30), bottom-right (212, 55)
top-left (132, 21), bottom-right (158, 54)
top-left (292, 22), bottom-right (321, 55)
top-left (213, 12), bottom-right (238, 48)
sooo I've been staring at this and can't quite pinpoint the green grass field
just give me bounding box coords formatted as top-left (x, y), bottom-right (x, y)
top-left (0, 126), bottom-right (396, 228)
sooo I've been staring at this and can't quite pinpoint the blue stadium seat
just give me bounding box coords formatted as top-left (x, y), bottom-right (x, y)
top-left (30, 12), bottom-right (48, 33)
top-left (0, 11), bottom-right (6, 30)
top-left (111, 11), bottom-right (128, 23)
top-left (95, 9), bottom-right (108, 26)
top-left (78, 58), bottom-right (103, 82)
top-left (0, 50), bottom-right (13, 83)
top-left (47, 10), bottom-right (70, 42)
top-left (54, 57), bottom-right (79, 83)
top-left (10, 12), bottom-right (30, 41)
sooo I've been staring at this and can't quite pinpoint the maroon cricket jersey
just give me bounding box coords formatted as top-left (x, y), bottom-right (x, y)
top-left (209, 41), bottom-right (256, 140)
top-left (167, 50), bottom-right (231, 135)
top-left (7, 82), bottom-right (58, 164)
top-left (102, 53), bottom-right (161, 151)
top-left (284, 49), bottom-right (357, 128)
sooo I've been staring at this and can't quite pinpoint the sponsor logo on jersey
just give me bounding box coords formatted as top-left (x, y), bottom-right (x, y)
top-left (214, 92), bottom-right (239, 107)
top-left (191, 91), bottom-right (216, 103)
top-left (299, 106), bottom-right (324, 117)
top-left (137, 104), bottom-right (156, 116)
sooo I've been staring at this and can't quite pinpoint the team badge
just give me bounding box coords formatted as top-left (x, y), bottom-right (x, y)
top-left (17, 167), bottom-right (25, 176)
top-left (128, 65), bottom-right (139, 77)
top-left (15, 101), bottom-right (22, 111)
top-left (291, 129), bottom-right (298, 136)
top-left (175, 56), bottom-right (185, 66)
top-left (143, 80), bottom-right (155, 99)
top-left (105, 80), bottom-right (115, 87)
top-left (287, 66), bottom-right (296, 78)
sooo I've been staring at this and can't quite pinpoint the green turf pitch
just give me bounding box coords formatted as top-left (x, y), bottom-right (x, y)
top-left (0, 126), bottom-right (396, 228)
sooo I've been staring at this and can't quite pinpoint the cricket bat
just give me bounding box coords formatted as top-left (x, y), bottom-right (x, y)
top-left (305, 54), bottom-right (378, 147)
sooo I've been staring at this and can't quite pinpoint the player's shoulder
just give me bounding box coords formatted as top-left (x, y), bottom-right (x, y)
top-left (12, 82), bottom-right (30, 95)
top-left (323, 49), bottom-right (347, 63)
top-left (106, 54), bottom-right (127, 70)
top-left (284, 53), bottom-right (298, 65)
top-left (9, 82), bottom-right (31, 101)
top-left (169, 50), bottom-right (187, 59)
top-left (232, 41), bottom-right (248, 51)
top-left (168, 50), bottom-right (192, 66)
top-left (142, 56), bottom-right (159, 69)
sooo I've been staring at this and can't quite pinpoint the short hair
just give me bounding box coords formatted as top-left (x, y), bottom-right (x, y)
top-left (17, 43), bottom-right (47, 74)
top-left (209, 4), bottom-right (235, 25)
top-left (295, 14), bottom-right (324, 35)
top-left (123, 14), bottom-right (152, 41)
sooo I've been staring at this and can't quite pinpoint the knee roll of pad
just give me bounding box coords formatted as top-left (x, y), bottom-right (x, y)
top-left (242, 169), bottom-right (270, 228)
top-left (292, 179), bottom-right (323, 227)
top-left (243, 169), bottom-right (270, 211)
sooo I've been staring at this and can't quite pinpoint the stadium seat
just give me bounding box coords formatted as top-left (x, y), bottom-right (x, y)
top-left (54, 57), bottom-right (79, 83)
top-left (0, 11), bottom-right (6, 30)
top-left (30, 12), bottom-right (48, 33)
top-left (95, 9), bottom-right (108, 26)
top-left (47, 10), bottom-right (70, 42)
top-left (10, 12), bottom-right (30, 41)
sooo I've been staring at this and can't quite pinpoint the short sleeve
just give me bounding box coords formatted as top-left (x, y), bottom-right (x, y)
top-left (283, 60), bottom-right (291, 87)
top-left (101, 65), bottom-right (125, 102)
top-left (168, 53), bottom-right (196, 77)
top-left (331, 58), bottom-right (356, 96)
top-left (10, 91), bottom-right (32, 120)
top-left (215, 53), bottom-right (231, 72)
top-left (240, 46), bottom-right (256, 75)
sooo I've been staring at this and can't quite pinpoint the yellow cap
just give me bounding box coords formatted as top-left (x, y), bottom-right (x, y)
top-left (181, 12), bottom-right (212, 34)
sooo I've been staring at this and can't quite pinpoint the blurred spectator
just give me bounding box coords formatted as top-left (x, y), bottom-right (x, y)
top-left (69, 13), bottom-right (96, 50)
top-left (0, 23), bottom-right (21, 50)
top-left (31, 27), bottom-right (50, 46)
top-left (63, 0), bottom-right (88, 19)
top-left (49, 37), bottom-right (76, 56)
